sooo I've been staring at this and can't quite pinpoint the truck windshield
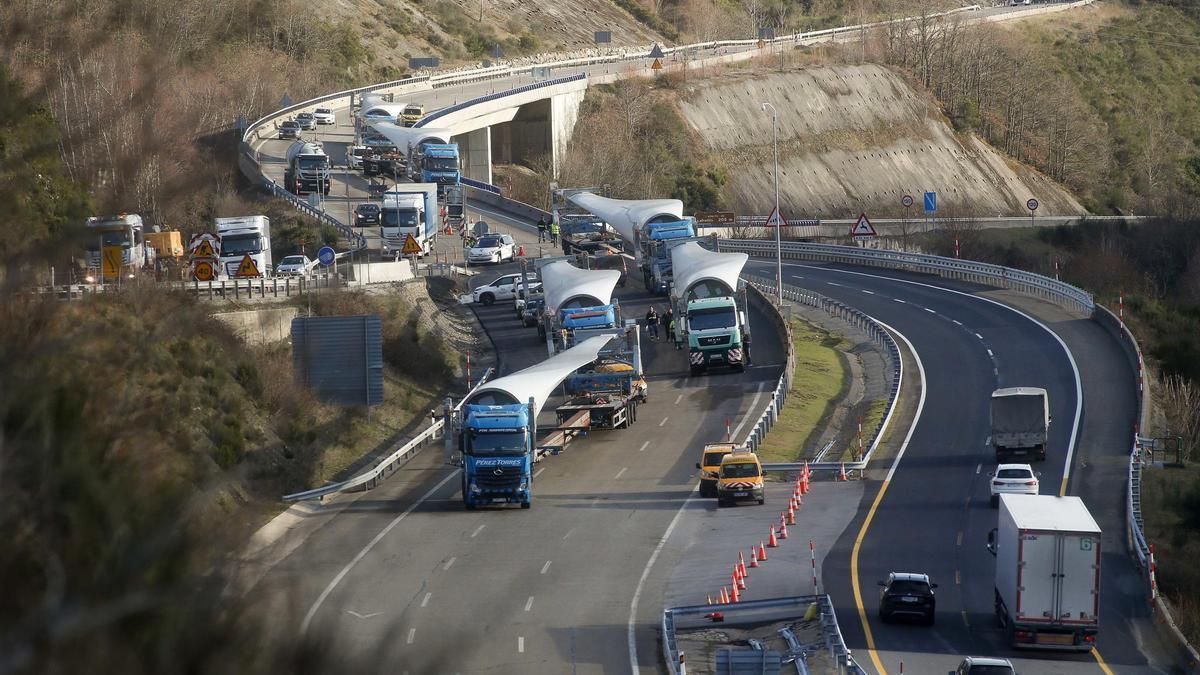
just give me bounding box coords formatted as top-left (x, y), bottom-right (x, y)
top-left (703, 451), bottom-right (730, 467)
top-left (87, 230), bottom-right (131, 249)
top-left (721, 463), bottom-right (759, 478)
top-left (222, 234), bottom-right (263, 255)
top-left (688, 307), bottom-right (736, 331)
top-left (424, 157), bottom-right (458, 171)
top-left (468, 431), bottom-right (527, 456)
top-left (383, 208), bottom-right (420, 228)
top-left (298, 157), bottom-right (328, 172)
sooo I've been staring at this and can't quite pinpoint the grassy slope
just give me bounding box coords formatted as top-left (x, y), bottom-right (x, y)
top-left (757, 319), bottom-right (848, 463)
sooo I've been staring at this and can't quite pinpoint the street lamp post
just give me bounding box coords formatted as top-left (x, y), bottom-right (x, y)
top-left (760, 101), bottom-right (782, 303)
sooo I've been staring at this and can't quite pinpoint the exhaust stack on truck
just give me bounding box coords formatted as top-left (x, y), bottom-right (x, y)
top-left (988, 494), bottom-right (1100, 651)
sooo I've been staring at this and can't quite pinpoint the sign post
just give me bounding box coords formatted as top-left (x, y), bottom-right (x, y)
top-left (188, 232), bottom-right (222, 282)
top-left (923, 190), bottom-right (937, 234)
top-left (765, 207), bottom-right (787, 300)
top-left (1027, 198), bottom-right (1039, 227)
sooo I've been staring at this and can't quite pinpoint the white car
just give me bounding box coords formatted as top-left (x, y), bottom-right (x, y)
top-left (990, 463), bottom-right (1039, 507)
top-left (950, 656), bottom-right (1016, 675)
top-left (275, 255), bottom-right (314, 277)
top-left (295, 112), bottom-right (316, 130)
top-left (313, 107), bottom-right (336, 125)
top-left (472, 273), bottom-right (539, 306)
top-left (467, 234), bottom-right (516, 265)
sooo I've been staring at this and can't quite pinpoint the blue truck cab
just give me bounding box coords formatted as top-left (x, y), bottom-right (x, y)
top-left (561, 304), bottom-right (618, 331)
top-left (419, 143), bottom-right (460, 194)
top-left (459, 404), bottom-right (534, 509)
top-left (643, 220), bottom-right (695, 295)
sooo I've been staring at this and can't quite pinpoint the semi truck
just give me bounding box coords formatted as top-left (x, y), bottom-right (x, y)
top-left (283, 140), bottom-right (331, 196)
top-left (380, 184), bottom-right (438, 258)
top-left (556, 323), bottom-right (645, 429)
top-left (410, 142), bottom-right (460, 193)
top-left (987, 495), bottom-right (1101, 651)
top-left (669, 242), bottom-right (752, 375)
top-left (991, 387), bottom-right (1050, 462)
top-left (215, 216), bottom-right (272, 278)
top-left (84, 213), bottom-right (153, 281)
top-left (640, 219), bottom-right (696, 295)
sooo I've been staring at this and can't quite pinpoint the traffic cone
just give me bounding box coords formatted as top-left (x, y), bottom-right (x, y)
top-left (779, 521), bottom-right (789, 540)
top-left (768, 526), bottom-right (779, 548)
top-left (719, 586), bottom-right (729, 604)
top-left (749, 547), bottom-right (759, 568)
top-left (707, 593), bottom-right (713, 605)
top-left (731, 582), bottom-right (741, 603)
top-left (734, 568), bottom-right (745, 591)
top-left (517, 245), bottom-right (525, 257)
top-left (788, 504), bottom-right (796, 525)
top-left (758, 540), bottom-right (768, 561)
top-left (738, 552), bottom-right (748, 578)
top-left (839, 462), bottom-right (849, 481)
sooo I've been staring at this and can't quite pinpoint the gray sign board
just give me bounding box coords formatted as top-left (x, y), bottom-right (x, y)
top-left (292, 315), bottom-right (384, 406)
top-left (408, 57), bottom-right (441, 69)
top-left (595, 31), bottom-right (612, 44)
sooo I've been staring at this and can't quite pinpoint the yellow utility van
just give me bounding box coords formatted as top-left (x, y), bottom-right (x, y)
top-left (697, 443), bottom-right (736, 497)
top-left (717, 450), bottom-right (765, 507)
top-left (401, 104), bottom-right (425, 127)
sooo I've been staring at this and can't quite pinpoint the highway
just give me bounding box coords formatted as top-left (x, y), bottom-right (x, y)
top-left (752, 261), bottom-right (1169, 674)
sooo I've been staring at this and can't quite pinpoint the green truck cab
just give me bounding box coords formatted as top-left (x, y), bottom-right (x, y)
top-left (686, 296), bottom-right (746, 375)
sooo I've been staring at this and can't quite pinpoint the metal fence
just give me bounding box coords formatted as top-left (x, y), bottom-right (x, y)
top-left (283, 366), bottom-right (495, 501)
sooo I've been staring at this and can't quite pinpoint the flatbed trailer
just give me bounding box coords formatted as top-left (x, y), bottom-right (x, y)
top-left (535, 409), bottom-right (590, 460)
top-left (555, 390), bottom-right (639, 430)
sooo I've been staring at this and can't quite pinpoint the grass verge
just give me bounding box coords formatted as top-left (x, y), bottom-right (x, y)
top-left (1141, 463), bottom-right (1200, 647)
top-left (756, 319), bottom-right (848, 463)
top-left (838, 398), bottom-right (889, 463)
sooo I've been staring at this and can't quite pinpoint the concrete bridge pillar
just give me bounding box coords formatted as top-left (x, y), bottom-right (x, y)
top-left (456, 126), bottom-right (493, 185)
top-left (550, 89), bottom-right (585, 178)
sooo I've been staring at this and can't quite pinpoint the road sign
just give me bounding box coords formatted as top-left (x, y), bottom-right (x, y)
top-left (649, 43), bottom-right (665, 59)
top-left (850, 212), bottom-right (877, 240)
top-left (901, 194), bottom-right (914, 208)
top-left (594, 31), bottom-right (612, 44)
top-left (764, 207), bottom-right (787, 228)
top-left (695, 211), bottom-right (736, 226)
top-left (408, 57), bottom-right (440, 69)
top-left (1027, 198), bottom-right (1039, 211)
top-left (192, 260), bottom-right (216, 282)
top-left (401, 234), bottom-right (423, 255)
top-left (234, 254), bottom-right (262, 278)
top-left (923, 191), bottom-right (937, 214)
top-left (192, 239), bottom-right (216, 258)
top-left (317, 246), bottom-right (336, 267)
top-left (651, 58), bottom-right (663, 70)
top-left (279, 94), bottom-right (292, 107)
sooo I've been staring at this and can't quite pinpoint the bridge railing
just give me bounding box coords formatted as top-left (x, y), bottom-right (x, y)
top-left (416, 73), bottom-right (587, 128)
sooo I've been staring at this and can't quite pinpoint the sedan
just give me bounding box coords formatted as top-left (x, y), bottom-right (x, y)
top-left (990, 463), bottom-right (1039, 507)
top-left (275, 255), bottom-right (313, 277)
top-left (295, 112), bottom-right (316, 130)
top-left (878, 572), bottom-right (936, 624)
top-left (277, 120), bottom-right (300, 139)
top-left (313, 107), bottom-right (336, 125)
top-left (354, 203), bottom-right (381, 227)
top-left (467, 234), bottom-right (516, 264)
top-left (950, 657), bottom-right (1016, 675)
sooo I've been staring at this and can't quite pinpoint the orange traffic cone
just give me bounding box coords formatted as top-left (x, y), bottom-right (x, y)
top-left (768, 526), bottom-right (779, 548)
top-left (707, 593), bottom-right (713, 605)
top-left (517, 245), bottom-right (525, 257)
top-left (734, 567), bottom-right (745, 591)
top-left (719, 586), bottom-right (729, 604)
top-left (787, 505), bottom-right (796, 525)
top-left (749, 548), bottom-right (759, 568)
top-left (731, 582), bottom-right (741, 603)
top-left (780, 521), bottom-right (789, 540)
top-left (758, 540), bottom-right (768, 561)
top-left (738, 552), bottom-right (748, 578)
top-left (839, 462), bottom-right (849, 481)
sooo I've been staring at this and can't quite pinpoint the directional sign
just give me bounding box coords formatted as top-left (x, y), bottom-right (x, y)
top-left (695, 211), bottom-right (736, 226)
top-left (317, 246), bottom-right (336, 267)
top-left (401, 234), bottom-right (423, 255)
top-left (850, 212), bottom-right (877, 240)
top-left (594, 31), bottom-right (612, 44)
top-left (901, 194), bottom-right (914, 208)
top-left (649, 43), bottom-right (665, 59)
top-left (234, 254), bottom-right (262, 278)
top-left (192, 260), bottom-right (216, 282)
top-left (651, 58), bottom-right (663, 70)
top-left (1027, 198), bottom-right (1039, 211)
top-left (764, 207), bottom-right (787, 228)
top-left (924, 191), bottom-right (937, 214)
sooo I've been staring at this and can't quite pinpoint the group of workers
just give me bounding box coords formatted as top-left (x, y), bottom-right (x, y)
top-left (536, 217), bottom-right (559, 245)
top-left (644, 305), bottom-right (681, 349)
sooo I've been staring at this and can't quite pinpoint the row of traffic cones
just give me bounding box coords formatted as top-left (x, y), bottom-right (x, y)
top-left (707, 468), bottom-right (814, 611)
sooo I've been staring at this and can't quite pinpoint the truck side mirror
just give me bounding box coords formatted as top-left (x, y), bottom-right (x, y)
top-left (695, 462), bottom-right (702, 469)
top-left (930, 583), bottom-right (939, 589)
top-left (986, 528), bottom-right (998, 557)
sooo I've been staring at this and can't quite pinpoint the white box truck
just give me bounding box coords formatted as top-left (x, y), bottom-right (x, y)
top-left (215, 216), bottom-right (272, 278)
top-left (991, 387), bottom-right (1050, 462)
top-left (988, 494), bottom-right (1100, 651)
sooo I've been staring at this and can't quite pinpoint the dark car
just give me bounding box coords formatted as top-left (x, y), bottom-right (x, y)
top-left (277, 120), bottom-right (300, 140)
top-left (521, 296), bottom-right (545, 328)
top-left (354, 203), bottom-right (380, 227)
top-left (295, 112), bottom-right (316, 130)
top-left (878, 572), bottom-right (937, 624)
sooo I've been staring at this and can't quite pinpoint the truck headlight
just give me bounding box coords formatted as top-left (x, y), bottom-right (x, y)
top-left (469, 481), bottom-right (481, 494)
top-left (519, 480), bottom-right (528, 491)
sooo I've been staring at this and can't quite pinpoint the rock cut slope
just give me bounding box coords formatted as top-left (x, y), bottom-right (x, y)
top-left (678, 65), bottom-right (1085, 217)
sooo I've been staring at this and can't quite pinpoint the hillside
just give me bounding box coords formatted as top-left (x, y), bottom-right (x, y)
top-left (678, 64), bottom-right (1085, 218)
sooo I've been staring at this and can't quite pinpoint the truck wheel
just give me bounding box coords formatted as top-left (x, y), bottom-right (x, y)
top-left (757, 497), bottom-right (765, 505)
top-left (521, 500), bottom-right (531, 509)
top-left (480, 292), bottom-right (495, 306)
top-left (689, 365), bottom-right (701, 376)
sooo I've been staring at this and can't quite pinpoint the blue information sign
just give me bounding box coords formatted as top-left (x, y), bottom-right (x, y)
top-left (317, 246), bottom-right (336, 267)
top-left (924, 191), bottom-right (937, 214)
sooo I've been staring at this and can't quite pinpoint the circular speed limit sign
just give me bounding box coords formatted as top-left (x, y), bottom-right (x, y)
top-left (193, 260), bottom-right (215, 281)
top-left (901, 194), bottom-right (914, 208)
top-left (1027, 198), bottom-right (1040, 211)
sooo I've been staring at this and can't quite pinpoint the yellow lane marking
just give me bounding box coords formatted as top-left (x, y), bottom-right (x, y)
top-left (850, 477), bottom-right (892, 675)
top-left (1093, 647), bottom-right (1115, 675)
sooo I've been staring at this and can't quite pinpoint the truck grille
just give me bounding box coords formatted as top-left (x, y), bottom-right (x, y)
top-left (698, 335), bottom-right (730, 347)
top-left (475, 465), bottom-right (522, 489)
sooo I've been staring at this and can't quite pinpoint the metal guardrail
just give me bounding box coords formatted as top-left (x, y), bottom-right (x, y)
top-left (282, 366), bottom-right (495, 501)
top-left (415, 73), bottom-right (587, 128)
top-left (739, 274), bottom-right (902, 477)
top-left (662, 595), bottom-right (864, 675)
top-left (718, 239), bottom-right (1094, 315)
top-left (460, 176), bottom-right (502, 195)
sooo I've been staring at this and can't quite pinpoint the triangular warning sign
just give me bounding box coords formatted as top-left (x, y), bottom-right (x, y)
top-left (764, 207), bottom-right (787, 228)
top-left (850, 212), bottom-right (877, 238)
top-left (651, 58), bottom-right (663, 70)
top-left (649, 43), bottom-right (665, 59)
top-left (234, 254), bottom-right (261, 278)
top-left (193, 239), bottom-right (216, 258)
top-left (401, 234), bottom-right (422, 255)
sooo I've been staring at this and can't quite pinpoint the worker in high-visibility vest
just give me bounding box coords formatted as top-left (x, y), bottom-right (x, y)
top-left (548, 219), bottom-right (560, 246)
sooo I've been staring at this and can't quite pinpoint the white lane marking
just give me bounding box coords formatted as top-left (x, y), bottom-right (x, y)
top-left (346, 610), bottom-right (381, 619)
top-left (674, 393), bottom-right (684, 405)
top-left (976, 464), bottom-right (982, 475)
top-left (781, 263), bottom-right (1084, 495)
top-left (421, 592), bottom-right (431, 608)
top-left (300, 470), bottom-right (459, 636)
top-left (923, 307), bottom-right (936, 314)
top-left (540, 560), bottom-right (552, 574)
top-left (987, 348), bottom-right (994, 357)
top-left (470, 524), bottom-right (486, 538)
top-left (957, 532), bottom-right (964, 547)
top-left (442, 556), bottom-right (456, 571)
top-left (525, 596), bottom-right (534, 611)
top-left (615, 467), bottom-right (628, 479)
top-left (562, 527), bottom-right (576, 540)
top-left (518, 636), bottom-right (525, 653)
top-left (407, 628), bottom-right (416, 644)
top-left (893, 298), bottom-right (906, 304)
top-left (533, 467), bottom-right (546, 478)
top-left (628, 484), bottom-right (700, 673)
top-left (730, 382), bottom-right (767, 442)
top-left (952, 319), bottom-right (963, 326)
top-left (862, 289), bottom-right (875, 295)
top-left (638, 441), bottom-right (651, 452)
top-left (827, 281), bottom-right (842, 287)
top-left (659, 417), bottom-right (669, 427)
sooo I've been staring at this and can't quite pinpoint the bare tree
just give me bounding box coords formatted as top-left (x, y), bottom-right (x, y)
top-left (1160, 374), bottom-right (1200, 463)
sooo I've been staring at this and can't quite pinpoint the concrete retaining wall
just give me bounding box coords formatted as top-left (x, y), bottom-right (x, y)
top-left (214, 307), bottom-right (298, 345)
